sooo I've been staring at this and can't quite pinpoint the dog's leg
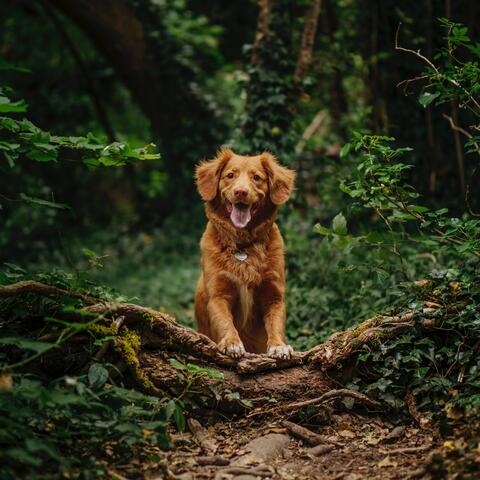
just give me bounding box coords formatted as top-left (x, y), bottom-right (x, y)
top-left (207, 275), bottom-right (245, 358)
top-left (258, 281), bottom-right (293, 359)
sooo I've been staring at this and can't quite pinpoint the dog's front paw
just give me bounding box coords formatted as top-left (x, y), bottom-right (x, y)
top-left (267, 344), bottom-right (294, 359)
top-left (218, 337), bottom-right (246, 358)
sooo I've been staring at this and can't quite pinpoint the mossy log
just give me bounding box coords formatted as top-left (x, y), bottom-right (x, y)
top-left (0, 280), bottom-right (441, 414)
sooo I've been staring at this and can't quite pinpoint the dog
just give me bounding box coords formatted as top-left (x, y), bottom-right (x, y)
top-left (194, 148), bottom-right (295, 359)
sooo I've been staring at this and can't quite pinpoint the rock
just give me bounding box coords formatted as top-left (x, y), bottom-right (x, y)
top-left (229, 433), bottom-right (291, 469)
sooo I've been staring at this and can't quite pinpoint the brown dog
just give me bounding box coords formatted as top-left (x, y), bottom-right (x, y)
top-left (194, 148), bottom-right (295, 358)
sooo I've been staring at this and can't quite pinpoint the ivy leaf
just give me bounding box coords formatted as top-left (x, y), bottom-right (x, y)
top-left (88, 363), bottom-right (109, 389)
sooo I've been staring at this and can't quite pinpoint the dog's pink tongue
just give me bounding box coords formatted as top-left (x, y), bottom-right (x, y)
top-left (230, 205), bottom-right (251, 229)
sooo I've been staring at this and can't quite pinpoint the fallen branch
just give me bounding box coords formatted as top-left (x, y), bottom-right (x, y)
top-left (281, 388), bottom-right (381, 411)
top-left (405, 392), bottom-right (431, 430)
top-left (307, 308), bottom-right (436, 369)
top-left (0, 280), bottom-right (98, 305)
top-left (282, 421), bottom-right (324, 446)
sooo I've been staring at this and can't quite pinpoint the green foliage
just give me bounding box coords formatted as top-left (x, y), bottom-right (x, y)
top-left (424, 19), bottom-right (480, 117)
top-left (350, 274), bottom-right (480, 420)
top-left (0, 370), bottom-right (172, 479)
top-left (0, 86), bottom-right (160, 169)
top-left (318, 133), bottom-right (480, 420)
top-left (239, 0), bottom-right (299, 158)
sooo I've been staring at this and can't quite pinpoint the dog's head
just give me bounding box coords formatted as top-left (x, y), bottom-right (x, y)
top-left (196, 148), bottom-right (295, 229)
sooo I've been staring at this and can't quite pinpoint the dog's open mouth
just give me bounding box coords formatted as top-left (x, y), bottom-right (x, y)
top-left (226, 201), bottom-right (257, 229)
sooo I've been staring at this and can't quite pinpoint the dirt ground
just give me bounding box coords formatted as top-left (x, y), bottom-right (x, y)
top-left (108, 411), bottom-right (479, 480)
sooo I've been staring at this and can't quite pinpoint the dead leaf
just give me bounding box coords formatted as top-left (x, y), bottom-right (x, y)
top-left (378, 456), bottom-right (398, 468)
top-left (445, 402), bottom-right (464, 420)
top-left (366, 436), bottom-right (380, 445)
top-left (443, 440), bottom-right (456, 450)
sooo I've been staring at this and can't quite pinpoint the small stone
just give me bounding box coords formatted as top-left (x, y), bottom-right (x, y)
top-left (308, 444), bottom-right (335, 456)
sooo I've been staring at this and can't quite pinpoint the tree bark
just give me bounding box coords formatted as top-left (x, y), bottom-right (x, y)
top-left (294, 0), bottom-right (323, 81)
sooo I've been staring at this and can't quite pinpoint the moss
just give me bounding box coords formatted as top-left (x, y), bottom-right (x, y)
top-left (143, 311), bottom-right (158, 328)
top-left (115, 328), bottom-right (159, 393)
top-left (351, 318), bottom-right (375, 336)
top-left (88, 322), bottom-right (119, 337)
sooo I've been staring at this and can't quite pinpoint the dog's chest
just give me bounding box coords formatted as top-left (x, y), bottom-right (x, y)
top-left (223, 245), bottom-right (267, 288)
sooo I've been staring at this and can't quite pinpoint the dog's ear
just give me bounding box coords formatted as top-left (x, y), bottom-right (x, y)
top-left (261, 152), bottom-right (295, 205)
top-left (196, 148), bottom-right (233, 201)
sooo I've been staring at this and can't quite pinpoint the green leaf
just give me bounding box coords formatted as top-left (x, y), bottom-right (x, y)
top-left (418, 91), bottom-right (440, 108)
top-left (173, 404), bottom-right (185, 432)
top-left (166, 399), bottom-right (176, 421)
top-left (340, 142), bottom-right (352, 158)
top-left (88, 363), bottom-right (109, 389)
top-left (332, 213), bottom-right (348, 235)
top-left (0, 337), bottom-right (55, 354)
top-left (313, 223), bottom-right (331, 236)
top-left (0, 96), bottom-right (28, 113)
top-left (169, 358), bottom-right (187, 370)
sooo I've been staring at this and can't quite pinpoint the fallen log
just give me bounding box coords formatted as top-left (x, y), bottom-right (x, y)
top-left (0, 280), bottom-right (445, 414)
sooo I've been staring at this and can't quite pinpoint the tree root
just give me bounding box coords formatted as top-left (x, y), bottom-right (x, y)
top-left (0, 280), bottom-right (447, 415)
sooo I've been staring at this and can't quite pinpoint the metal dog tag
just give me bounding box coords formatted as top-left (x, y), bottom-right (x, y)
top-left (234, 251), bottom-right (248, 262)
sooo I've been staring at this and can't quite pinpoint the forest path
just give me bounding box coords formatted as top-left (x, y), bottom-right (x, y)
top-left (146, 414), bottom-right (437, 479)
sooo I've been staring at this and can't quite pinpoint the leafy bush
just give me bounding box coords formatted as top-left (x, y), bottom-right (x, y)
top-left (0, 369), bottom-right (172, 479)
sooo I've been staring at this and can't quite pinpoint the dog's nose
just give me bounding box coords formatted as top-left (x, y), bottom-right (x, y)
top-left (234, 187), bottom-right (249, 199)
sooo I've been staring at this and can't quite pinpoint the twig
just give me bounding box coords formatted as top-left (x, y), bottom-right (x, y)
top-left (405, 392), bottom-right (431, 429)
top-left (395, 23), bottom-right (480, 112)
top-left (295, 110), bottom-right (327, 155)
top-left (395, 23), bottom-right (439, 74)
top-left (442, 113), bottom-right (480, 217)
top-left (282, 420), bottom-right (324, 446)
top-left (281, 388), bottom-right (381, 411)
top-left (215, 466), bottom-right (272, 479)
top-left (386, 444), bottom-right (433, 455)
top-left (308, 444), bottom-right (336, 456)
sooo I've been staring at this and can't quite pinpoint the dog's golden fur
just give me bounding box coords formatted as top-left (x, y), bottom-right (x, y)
top-left (194, 148), bottom-right (295, 358)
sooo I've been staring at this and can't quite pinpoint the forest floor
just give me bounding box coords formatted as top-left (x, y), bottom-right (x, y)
top-left (160, 415), bottom-right (436, 480)
top-left (106, 408), bottom-right (479, 480)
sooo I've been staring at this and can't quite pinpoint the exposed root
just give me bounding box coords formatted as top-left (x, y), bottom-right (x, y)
top-left (0, 280), bottom-right (454, 417)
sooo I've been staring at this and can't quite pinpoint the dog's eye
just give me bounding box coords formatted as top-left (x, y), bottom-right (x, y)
top-left (226, 172), bottom-right (234, 179)
top-left (253, 174), bottom-right (261, 181)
